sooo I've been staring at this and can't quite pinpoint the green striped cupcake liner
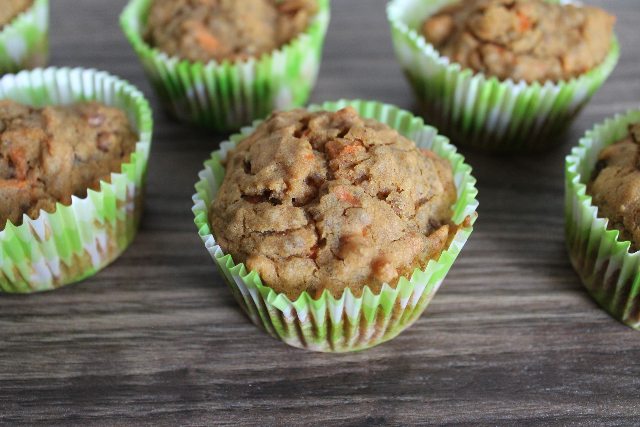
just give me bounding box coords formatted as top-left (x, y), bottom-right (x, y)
top-left (193, 100), bottom-right (479, 352)
top-left (387, 0), bottom-right (620, 152)
top-left (0, 67), bottom-right (153, 293)
top-left (0, 0), bottom-right (49, 74)
top-left (566, 110), bottom-right (640, 330)
top-left (120, 0), bottom-right (330, 132)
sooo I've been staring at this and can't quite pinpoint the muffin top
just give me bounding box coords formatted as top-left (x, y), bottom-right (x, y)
top-left (0, 100), bottom-right (138, 229)
top-left (0, 0), bottom-right (32, 28)
top-left (145, 0), bottom-right (317, 63)
top-left (588, 124), bottom-right (640, 251)
top-left (422, 0), bottom-right (615, 83)
top-left (210, 107), bottom-right (457, 300)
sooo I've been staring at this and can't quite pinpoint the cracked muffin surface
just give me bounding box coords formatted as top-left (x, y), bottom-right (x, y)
top-left (0, 0), bottom-right (32, 28)
top-left (210, 107), bottom-right (457, 300)
top-left (145, 0), bottom-right (317, 63)
top-left (588, 123), bottom-right (640, 251)
top-left (0, 100), bottom-right (138, 229)
top-left (421, 0), bottom-right (615, 83)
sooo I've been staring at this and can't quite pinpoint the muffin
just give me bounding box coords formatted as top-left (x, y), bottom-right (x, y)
top-left (0, 100), bottom-right (137, 229)
top-left (193, 100), bottom-right (479, 352)
top-left (121, 0), bottom-right (330, 131)
top-left (210, 106), bottom-right (457, 301)
top-left (387, 0), bottom-right (619, 152)
top-left (0, 0), bottom-right (33, 28)
top-left (422, 0), bottom-right (614, 84)
top-left (0, 67), bottom-right (153, 293)
top-left (566, 110), bottom-right (640, 330)
top-left (587, 124), bottom-right (640, 251)
top-left (145, 0), bottom-right (317, 63)
top-left (0, 0), bottom-right (49, 73)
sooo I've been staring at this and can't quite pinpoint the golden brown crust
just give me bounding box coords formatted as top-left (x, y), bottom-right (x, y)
top-left (0, 0), bottom-right (32, 28)
top-left (210, 107), bottom-right (457, 300)
top-left (422, 0), bottom-right (615, 83)
top-left (144, 0), bottom-right (317, 63)
top-left (0, 100), bottom-right (138, 229)
top-left (588, 123), bottom-right (640, 250)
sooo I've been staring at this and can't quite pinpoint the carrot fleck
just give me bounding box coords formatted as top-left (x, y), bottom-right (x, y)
top-left (516, 11), bottom-right (532, 32)
top-left (420, 148), bottom-right (438, 160)
top-left (0, 179), bottom-right (27, 190)
top-left (336, 188), bottom-right (359, 205)
top-left (340, 144), bottom-right (361, 156)
top-left (194, 26), bottom-right (222, 54)
top-left (8, 147), bottom-right (28, 180)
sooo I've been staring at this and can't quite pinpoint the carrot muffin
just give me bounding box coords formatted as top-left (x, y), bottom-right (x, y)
top-left (0, 100), bottom-right (138, 229)
top-left (588, 123), bottom-right (640, 251)
top-left (210, 106), bottom-right (457, 300)
top-left (422, 0), bottom-right (615, 83)
top-left (144, 0), bottom-right (318, 63)
top-left (0, 0), bottom-right (32, 28)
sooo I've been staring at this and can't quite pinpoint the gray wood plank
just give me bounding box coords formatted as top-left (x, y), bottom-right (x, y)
top-left (1, 0), bottom-right (639, 425)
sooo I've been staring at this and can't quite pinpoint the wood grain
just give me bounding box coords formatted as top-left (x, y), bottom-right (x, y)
top-left (1, 0), bottom-right (640, 425)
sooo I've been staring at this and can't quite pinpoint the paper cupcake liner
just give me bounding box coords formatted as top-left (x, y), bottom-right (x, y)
top-left (387, 0), bottom-right (620, 152)
top-left (0, 67), bottom-right (153, 293)
top-left (192, 100), bottom-right (479, 352)
top-left (0, 0), bottom-right (49, 74)
top-left (565, 110), bottom-right (640, 329)
top-left (120, 0), bottom-right (330, 132)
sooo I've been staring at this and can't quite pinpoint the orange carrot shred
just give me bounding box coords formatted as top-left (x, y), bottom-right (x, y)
top-left (194, 27), bottom-right (222, 54)
top-left (517, 12), bottom-right (532, 32)
top-left (336, 188), bottom-right (359, 205)
top-left (340, 145), bottom-right (361, 155)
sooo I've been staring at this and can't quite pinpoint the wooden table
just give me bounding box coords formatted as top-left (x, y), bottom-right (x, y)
top-left (1, 0), bottom-right (639, 425)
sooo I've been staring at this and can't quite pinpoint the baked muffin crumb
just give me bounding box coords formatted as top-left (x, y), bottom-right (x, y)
top-left (588, 123), bottom-right (640, 250)
top-left (210, 107), bottom-right (457, 300)
top-left (145, 0), bottom-right (317, 63)
top-left (0, 100), bottom-right (138, 229)
top-left (0, 0), bottom-right (32, 28)
top-left (422, 0), bottom-right (615, 83)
